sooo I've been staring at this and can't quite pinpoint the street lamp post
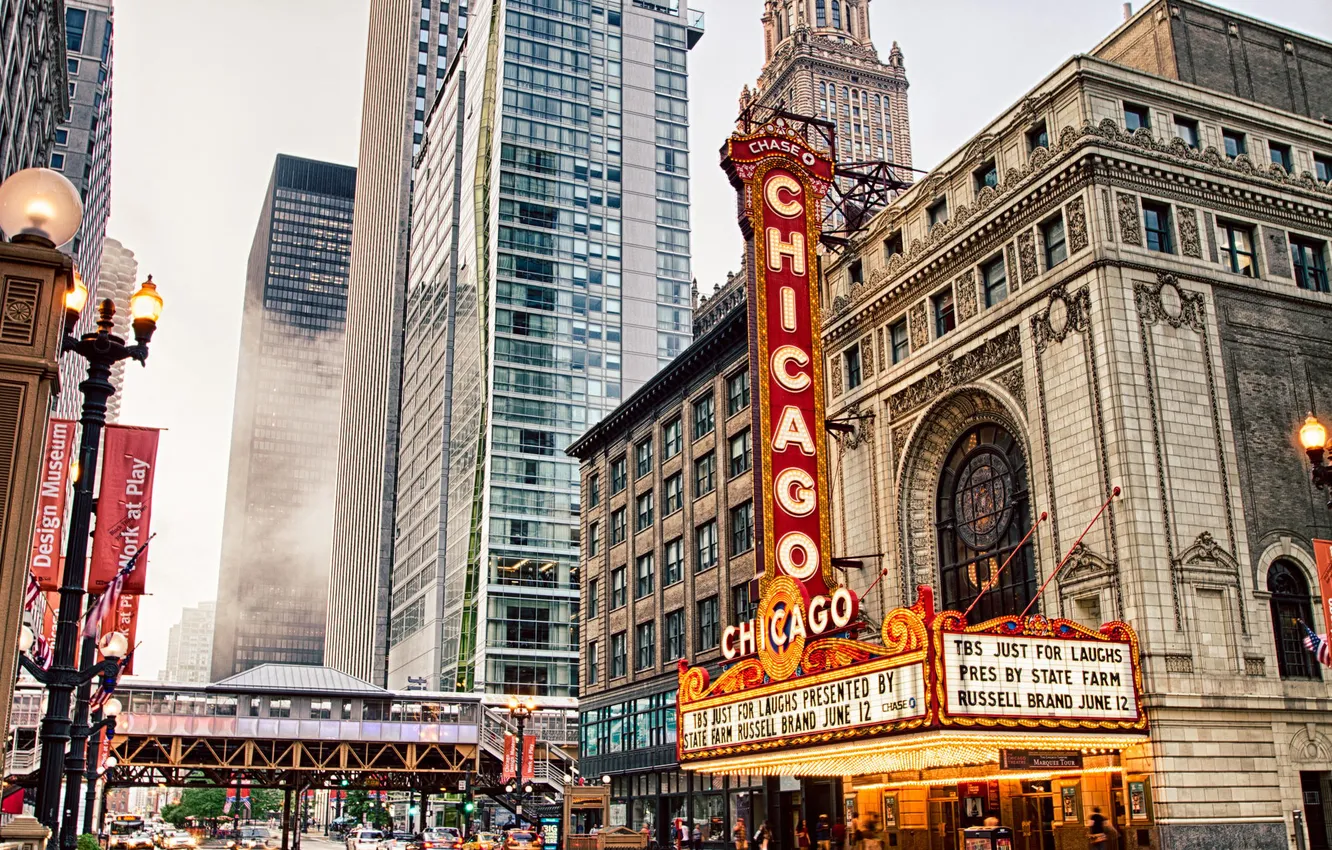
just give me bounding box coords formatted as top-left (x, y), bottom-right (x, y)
top-left (82, 699), bottom-right (121, 836)
top-left (504, 696), bottom-right (538, 825)
top-left (1299, 415), bottom-right (1332, 510)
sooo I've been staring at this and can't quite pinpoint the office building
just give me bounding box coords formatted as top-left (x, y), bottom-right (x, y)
top-left (569, 274), bottom-right (759, 838)
top-left (814, 1), bottom-right (1332, 846)
top-left (324, 0), bottom-right (467, 686)
top-left (741, 0), bottom-right (910, 172)
top-left (0, 0), bottom-right (68, 182)
top-left (97, 236), bottom-right (134, 421)
top-left (387, 0), bottom-right (704, 696)
top-left (211, 155), bottom-right (355, 679)
top-left (53, 0), bottom-right (114, 420)
top-left (162, 601), bottom-right (215, 684)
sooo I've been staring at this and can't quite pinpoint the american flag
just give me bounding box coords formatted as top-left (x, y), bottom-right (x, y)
top-left (23, 573), bottom-right (41, 612)
top-left (1301, 621), bottom-right (1332, 668)
top-left (33, 634), bottom-right (52, 669)
top-left (82, 534), bottom-right (152, 639)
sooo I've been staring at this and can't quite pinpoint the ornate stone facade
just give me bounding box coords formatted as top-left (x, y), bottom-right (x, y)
top-left (0, 0), bottom-right (68, 183)
top-left (821, 45), bottom-right (1332, 850)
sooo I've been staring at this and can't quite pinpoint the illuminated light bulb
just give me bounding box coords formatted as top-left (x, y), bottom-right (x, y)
top-left (0, 167), bottom-right (83, 246)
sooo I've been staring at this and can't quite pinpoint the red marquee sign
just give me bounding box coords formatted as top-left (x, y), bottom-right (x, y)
top-left (723, 130), bottom-right (835, 604)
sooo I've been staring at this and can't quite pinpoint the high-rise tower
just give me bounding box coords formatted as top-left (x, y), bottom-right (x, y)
top-left (388, 0), bottom-right (704, 695)
top-left (211, 155), bottom-right (355, 680)
top-left (97, 237), bottom-right (135, 421)
top-left (742, 0), bottom-right (911, 171)
top-left (324, 0), bottom-right (464, 686)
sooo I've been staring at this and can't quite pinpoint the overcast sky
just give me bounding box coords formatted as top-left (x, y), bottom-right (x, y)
top-left (109, 0), bottom-right (1332, 677)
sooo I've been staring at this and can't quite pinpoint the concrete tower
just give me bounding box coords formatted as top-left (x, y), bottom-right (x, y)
top-left (97, 237), bottom-right (135, 421)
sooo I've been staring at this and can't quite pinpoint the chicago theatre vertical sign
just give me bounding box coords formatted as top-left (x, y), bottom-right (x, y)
top-left (724, 131), bottom-right (836, 617)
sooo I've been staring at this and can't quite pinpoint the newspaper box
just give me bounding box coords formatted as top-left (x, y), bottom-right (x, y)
top-left (961, 827), bottom-right (1013, 850)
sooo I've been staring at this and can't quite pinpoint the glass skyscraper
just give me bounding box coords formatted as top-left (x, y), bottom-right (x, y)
top-left (389, 0), bottom-right (703, 696)
top-left (212, 155), bottom-right (356, 679)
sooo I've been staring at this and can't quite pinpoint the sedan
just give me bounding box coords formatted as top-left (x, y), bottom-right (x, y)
top-left (462, 834), bottom-right (501, 850)
top-left (164, 834), bottom-right (196, 850)
top-left (348, 830), bottom-right (386, 850)
top-left (503, 832), bottom-right (540, 850)
top-left (383, 833), bottom-right (420, 850)
top-left (421, 830), bottom-right (461, 850)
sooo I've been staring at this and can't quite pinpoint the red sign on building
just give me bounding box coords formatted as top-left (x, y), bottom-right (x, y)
top-left (30, 419), bottom-right (76, 590)
top-left (723, 131), bottom-right (835, 602)
top-left (1315, 539), bottom-right (1332, 635)
top-left (89, 425), bottom-right (160, 594)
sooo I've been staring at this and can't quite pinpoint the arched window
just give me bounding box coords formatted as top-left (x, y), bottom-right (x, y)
top-left (1268, 560), bottom-right (1321, 680)
top-left (936, 423), bottom-right (1036, 621)
top-left (832, 0), bottom-right (842, 29)
top-left (815, 0), bottom-right (826, 27)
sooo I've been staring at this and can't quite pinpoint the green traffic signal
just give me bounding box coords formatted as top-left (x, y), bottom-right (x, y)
top-left (463, 801), bottom-right (475, 814)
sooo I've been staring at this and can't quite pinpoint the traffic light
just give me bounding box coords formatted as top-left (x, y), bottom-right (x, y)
top-left (340, 779), bottom-right (349, 787)
top-left (463, 799), bottom-right (475, 815)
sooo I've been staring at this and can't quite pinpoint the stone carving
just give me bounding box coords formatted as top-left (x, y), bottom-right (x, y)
top-left (1065, 196), bottom-right (1088, 254)
top-left (887, 326), bottom-right (1022, 417)
top-left (835, 404), bottom-right (875, 450)
top-left (1164, 655), bottom-right (1194, 674)
top-left (1134, 273), bottom-right (1205, 333)
top-left (1262, 226), bottom-right (1293, 278)
top-left (1004, 243), bottom-right (1019, 294)
top-left (1202, 211), bottom-right (1218, 263)
top-left (861, 333), bottom-right (875, 379)
top-left (1032, 284), bottom-right (1091, 351)
top-left (830, 351), bottom-right (844, 397)
top-left (1058, 543), bottom-right (1114, 585)
top-left (992, 365), bottom-right (1027, 410)
top-left (1244, 657), bottom-right (1265, 677)
top-left (0, 278), bottom-right (39, 346)
top-left (907, 301), bottom-right (929, 352)
top-left (1016, 229), bottom-right (1038, 283)
top-left (1116, 192), bottom-right (1142, 245)
top-left (954, 270), bottom-right (978, 324)
top-left (1177, 205), bottom-right (1202, 258)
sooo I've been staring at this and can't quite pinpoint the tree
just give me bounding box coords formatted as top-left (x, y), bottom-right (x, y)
top-left (343, 791), bottom-right (392, 829)
top-left (162, 789), bottom-right (226, 826)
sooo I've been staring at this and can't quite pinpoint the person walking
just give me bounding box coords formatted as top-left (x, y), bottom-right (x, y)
top-left (754, 822), bottom-right (771, 850)
top-left (829, 819), bottom-right (845, 850)
top-left (796, 821), bottom-right (810, 850)
top-left (732, 820), bottom-right (748, 850)
top-left (814, 815), bottom-right (830, 850)
top-left (1087, 808), bottom-right (1117, 847)
top-left (692, 825), bottom-right (702, 849)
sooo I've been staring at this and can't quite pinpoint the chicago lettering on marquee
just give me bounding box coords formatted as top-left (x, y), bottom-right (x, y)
top-left (723, 130), bottom-right (835, 605)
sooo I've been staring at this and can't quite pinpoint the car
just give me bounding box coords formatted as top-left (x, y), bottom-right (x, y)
top-left (347, 829), bottom-right (386, 850)
top-left (382, 833), bottom-right (419, 850)
top-left (164, 833), bottom-right (195, 850)
top-left (229, 828), bottom-right (277, 850)
top-left (421, 829), bottom-right (461, 850)
top-left (503, 831), bottom-right (540, 850)
top-left (127, 833), bottom-right (154, 850)
top-left (461, 833), bottom-right (501, 850)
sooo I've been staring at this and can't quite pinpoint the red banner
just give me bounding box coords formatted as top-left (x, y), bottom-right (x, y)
top-left (41, 590), bottom-right (58, 646)
top-left (501, 732), bottom-right (517, 782)
top-left (89, 425), bottom-right (159, 594)
top-left (99, 593), bottom-right (139, 675)
top-left (521, 734), bottom-right (536, 782)
top-left (723, 132), bottom-right (835, 600)
top-left (30, 419), bottom-right (76, 590)
top-left (1315, 540), bottom-right (1332, 634)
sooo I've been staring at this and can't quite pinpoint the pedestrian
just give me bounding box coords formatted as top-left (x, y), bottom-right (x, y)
top-left (814, 815), bottom-right (830, 850)
top-left (859, 815), bottom-right (881, 850)
top-left (829, 819), bottom-right (845, 850)
top-left (753, 822), bottom-right (771, 850)
top-left (796, 821), bottom-right (810, 850)
top-left (732, 819), bottom-right (748, 850)
top-left (1087, 808), bottom-right (1117, 847)
top-left (692, 825), bottom-right (702, 848)
top-left (674, 819), bottom-right (684, 850)
top-left (848, 816), bottom-right (861, 850)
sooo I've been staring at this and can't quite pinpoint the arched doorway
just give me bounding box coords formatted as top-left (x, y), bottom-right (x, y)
top-left (935, 422), bottom-right (1036, 620)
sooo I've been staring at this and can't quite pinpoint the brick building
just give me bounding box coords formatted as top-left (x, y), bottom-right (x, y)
top-left (568, 273), bottom-right (769, 843)
top-left (818, 1), bottom-right (1332, 847)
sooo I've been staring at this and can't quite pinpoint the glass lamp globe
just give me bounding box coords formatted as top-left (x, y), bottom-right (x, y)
top-left (17, 624), bottom-right (34, 653)
top-left (104, 757), bottom-right (118, 769)
top-left (99, 630), bottom-right (129, 659)
top-left (103, 697), bottom-right (123, 717)
top-left (1300, 415), bottom-right (1328, 452)
top-left (66, 268), bottom-right (89, 314)
top-left (130, 276), bottom-right (164, 324)
top-left (0, 168), bottom-right (83, 247)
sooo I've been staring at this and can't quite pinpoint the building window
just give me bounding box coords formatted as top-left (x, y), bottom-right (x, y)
top-left (927, 198), bottom-right (949, 230)
top-left (662, 418), bottom-right (682, 460)
top-left (1223, 129), bottom-right (1247, 159)
top-left (727, 369), bottom-right (750, 415)
top-left (664, 473), bottom-right (683, 515)
top-left (694, 453), bottom-right (716, 496)
top-left (816, 0), bottom-right (826, 27)
top-left (587, 642), bottom-right (598, 685)
top-left (933, 288), bottom-right (956, 338)
top-left (844, 345), bottom-right (862, 390)
top-left (587, 578), bottom-right (599, 619)
top-left (1316, 154), bottom-right (1332, 184)
top-left (664, 537), bottom-right (684, 585)
top-left (733, 582), bottom-right (757, 624)
top-left (973, 160), bottom-right (998, 195)
top-left (1269, 142), bottom-right (1294, 172)
top-left (588, 522), bottom-right (600, 556)
top-left (1291, 237), bottom-right (1330, 292)
top-left (979, 255), bottom-right (1007, 308)
top-left (636, 622), bottom-right (655, 670)
top-left (1123, 103), bottom-right (1150, 132)
top-left (55, 129), bottom-right (68, 146)
top-left (1026, 121), bottom-right (1048, 152)
top-left (269, 699), bottom-right (291, 718)
top-left (697, 596), bottom-right (720, 650)
top-left (66, 7), bottom-right (87, 52)
top-left (310, 700), bottom-right (332, 720)
top-left (883, 230), bottom-right (903, 261)
top-left (693, 393), bottom-right (715, 439)
top-left (848, 259), bottom-right (864, 287)
top-left (937, 422), bottom-right (1036, 621)
top-left (610, 508), bottom-right (626, 545)
top-left (1142, 201), bottom-right (1173, 254)
top-left (665, 609), bottom-right (685, 661)
top-left (611, 632), bottom-right (627, 678)
top-left (611, 567), bottom-right (627, 609)
top-left (1173, 116), bottom-right (1200, 149)
top-left (695, 520), bottom-right (718, 572)
top-left (730, 501), bottom-right (754, 555)
top-left (1041, 215), bottom-right (1068, 270)
top-left (890, 319), bottom-right (909, 364)
top-left (636, 553), bottom-right (655, 599)
top-left (636, 491), bottom-right (654, 532)
top-left (729, 429), bottom-right (752, 478)
top-left (50, 153), bottom-right (64, 170)
top-left (1217, 220), bottom-right (1257, 277)
top-left (610, 457), bottom-right (627, 494)
top-left (1268, 561), bottom-right (1321, 680)
top-left (636, 440), bottom-right (653, 478)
